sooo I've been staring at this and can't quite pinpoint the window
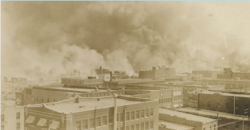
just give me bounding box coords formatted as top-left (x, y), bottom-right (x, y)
top-left (1, 114), bottom-right (4, 121)
top-left (150, 108), bottom-right (153, 116)
top-left (126, 112), bottom-right (130, 120)
top-left (97, 117), bottom-right (101, 126)
top-left (76, 121), bottom-right (81, 130)
top-left (83, 120), bottom-right (88, 129)
top-left (136, 111), bottom-right (140, 119)
top-left (141, 110), bottom-right (144, 118)
top-left (207, 101), bottom-right (211, 107)
top-left (131, 111), bottom-right (135, 120)
top-left (150, 121), bottom-right (153, 129)
top-left (131, 125), bottom-right (134, 130)
top-left (1, 125), bottom-right (4, 130)
top-left (117, 113), bottom-right (119, 121)
top-left (235, 123), bottom-right (239, 128)
top-left (141, 123), bottom-right (144, 130)
top-left (16, 112), bottom-right (20, 119)
top-left (16, 123), bottom-right (20, 129)
top-left (146, 109), bottom-right (149, 117)
top-left (145, 122), bottom-right (149, 130)
top-left (136, 124), bottom-right (140, 130)
top-left (120, 113), bottom-right (123, 122)
top-left (126, 126), bottom-right (129, 130)
top-left (103, 116), bottom-right (107, 125)
top-left (90, 118), bottom-right (94, 128)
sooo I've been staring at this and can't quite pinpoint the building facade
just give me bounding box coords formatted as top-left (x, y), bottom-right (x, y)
top-left (139, 67), bottom-right (175, 79)
top-left (1, 100), bottom-right (25, 130)
top-left (25, 96), bottom-right (159, 130)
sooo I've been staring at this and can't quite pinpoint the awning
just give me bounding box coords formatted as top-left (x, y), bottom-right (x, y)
top-left (49, 121), bottom-right (60, 130)
top-left (26, 116), bottom-right (35, 124)
top-left (37, 118), bottom-right (47, 127)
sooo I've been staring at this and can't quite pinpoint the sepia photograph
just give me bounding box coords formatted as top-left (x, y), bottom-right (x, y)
top-left (1, 1), bottom-right (250, 130)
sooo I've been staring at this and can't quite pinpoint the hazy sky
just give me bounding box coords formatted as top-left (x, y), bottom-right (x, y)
top-left (1, 1), bottom-right (250, 77)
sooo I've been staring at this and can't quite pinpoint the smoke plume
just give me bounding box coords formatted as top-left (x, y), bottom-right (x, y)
top-left (2, 1), bottom-right (250, 77)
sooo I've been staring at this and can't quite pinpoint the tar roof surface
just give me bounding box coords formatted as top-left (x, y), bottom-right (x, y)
top-left (159, 108), bottom-right (216, 124)
top-left (46, 98), bottom-right (144, 113)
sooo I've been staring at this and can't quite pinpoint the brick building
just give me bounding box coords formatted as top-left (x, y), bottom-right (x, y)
top-left (139, 66), bottom-right (175, 79)
top-left (19, 86), bottom-right (124, 105)
top-left (61, 78), bottom-right (104, 88)
top-left (198, 91), bottom-right (250, 115)
top-left (159, 108), bottom-right (218, 130)
top-left (25, 96), bottom-right (159, 130)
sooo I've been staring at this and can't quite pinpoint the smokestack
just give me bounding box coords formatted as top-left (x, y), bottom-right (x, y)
top-left (110, 71), bottom-right (112, 81)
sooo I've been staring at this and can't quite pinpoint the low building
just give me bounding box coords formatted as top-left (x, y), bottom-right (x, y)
top-left (25, 96), bottom-right (159, 130)
top-left (159, 120), bottom-right (194, 130)
top-left (1, 100), bottom-right (24, 130)
top-left (176, 107), bottom-right (250, 130)
top-left (159, 108), bottom-right (218, 130)
top-left (20, 86), bottom-right (125, 105)
top-left (217, 68), bottom-right (250, 80)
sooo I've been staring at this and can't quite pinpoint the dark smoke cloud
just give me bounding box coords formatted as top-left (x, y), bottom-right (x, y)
top-left (2, 1), bottom-right (250, 77)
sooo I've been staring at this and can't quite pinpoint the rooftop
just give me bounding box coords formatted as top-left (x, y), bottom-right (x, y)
top-left (159, 108), bottom-right (216, 124)
top-left (199, 91), bottom-right (250, 98)
top-left (176, 107), bottom-right (249, 121)
top-left (43, 97), bottom-right (154, 114)
top-left (159, 120), bottom-right (194, 130)
top-left (33, 86), bottom-right (117, 93)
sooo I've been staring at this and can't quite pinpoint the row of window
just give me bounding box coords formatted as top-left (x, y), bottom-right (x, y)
top-left (1, 123), bottom-right (20, 130)
top-left (76, 116), bottom-right (108, 130)
top-left (117, 108), bottom-right (154, 122)
top-left (117, 121), bottom-right (154, 130)
top-left (159, 98), bottom-right (172, 103)
top-left (1, 112), bottom-right (20, 121)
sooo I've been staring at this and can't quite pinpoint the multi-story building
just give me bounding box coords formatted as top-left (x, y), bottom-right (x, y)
top-left (124, 83), bottom-right (183, 109)
top-left (217, 68), bottom-right (250, 80)
top-left (61, 78), bottom-right (104, 88)
top-left (25, 95), bottom-right (159, 130)
top-left (19, 86), bottom-right (125, 105)
top-left (201, 79), bottom-right (250, 94)
top-left (1, 100), bottom-right (24, 130)
top-left (198, 91), bottom-right (250, 115)
top-left (139, 66), bottom-right (175, 79)
top-left (159, 108), bottom-right (218, 130)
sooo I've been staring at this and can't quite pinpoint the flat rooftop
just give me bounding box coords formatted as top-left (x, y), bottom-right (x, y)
top-left (176, 107), bottom-right (249, 121)
top-left (33, 86), bottom-right (117, 93)
top-left (45, 97), bottom-right (152, 113)
top-left (199, 91), bottom-right (250, 98)
top-left (159, 120), bottom-right (194, 130)
top-left (159, 108), bottom-right (216, 124)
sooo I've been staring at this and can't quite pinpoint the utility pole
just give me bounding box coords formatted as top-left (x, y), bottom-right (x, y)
top-left (242, 117), bottom-right (244, 130)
